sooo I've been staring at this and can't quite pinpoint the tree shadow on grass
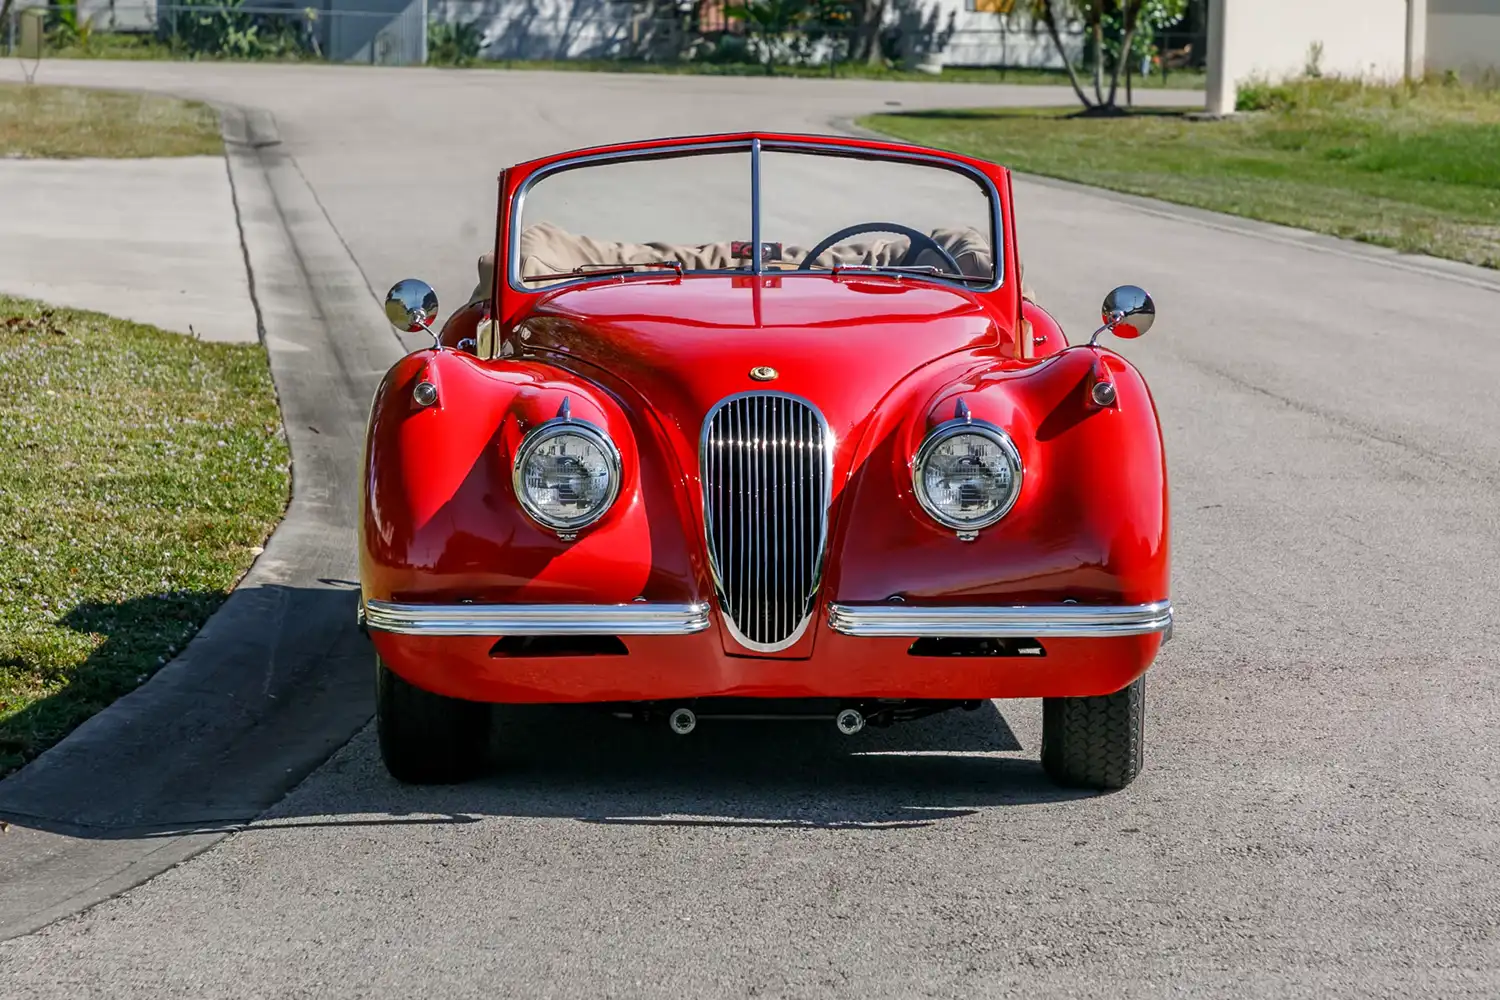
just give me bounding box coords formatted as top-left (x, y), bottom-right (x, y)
top-left (0, 583), bottom-right (374, 834)
top-left (0, 590), bottom-right (231, 776)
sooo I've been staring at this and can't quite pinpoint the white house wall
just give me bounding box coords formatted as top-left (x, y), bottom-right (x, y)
top-left (1207, 0), bottom-right (1409, 113)
top-left (1226, 0), bottom-right (1407, 82)
top-left (1427, 0), bottom-right (1500, 77)
top-left (77, 0), bottom-right (157, 32)
top-left (432, 0), bottom-right (639, 60)
top-left (918, 7), bottom-right (1081, 70)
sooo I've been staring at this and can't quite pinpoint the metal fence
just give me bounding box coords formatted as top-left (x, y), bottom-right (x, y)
top-left (424, 17), bottom-right (1081, 69)
top-left (4, 1), bottom-right (1202, 75)
top-left (5, 1), bottom-right (426, 64)
top-left (425, 16), bottom-right (1203, 80)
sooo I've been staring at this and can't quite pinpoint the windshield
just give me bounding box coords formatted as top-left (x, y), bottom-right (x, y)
top-left (512, 142), bottom-right (999, 289)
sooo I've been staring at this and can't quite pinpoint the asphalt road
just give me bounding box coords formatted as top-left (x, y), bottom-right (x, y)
top-left (2, 62), bottom-right (1498, 999)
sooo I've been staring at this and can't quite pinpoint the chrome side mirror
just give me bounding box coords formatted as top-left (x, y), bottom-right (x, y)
top-left (1089, 285), bottom-right (1155, 344)
top-left (385, 279), bottom-right (440, 344)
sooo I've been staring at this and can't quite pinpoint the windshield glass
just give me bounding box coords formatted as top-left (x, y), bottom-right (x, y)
top-left (513, 142), bottom-right (998, 288)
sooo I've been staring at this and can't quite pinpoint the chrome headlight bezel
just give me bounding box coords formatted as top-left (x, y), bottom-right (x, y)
top-left (511, 417), bottom-right (622, 533)
top-left (911, 418), bottom-right (1024, 531)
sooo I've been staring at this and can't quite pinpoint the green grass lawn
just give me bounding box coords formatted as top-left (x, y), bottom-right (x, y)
top-left (0, 82), bottom-right (221, 158)
top-left (864, 76), bottom-right (1500, 268)
top-left (41, 32), bottom-right (203, 61)
top-left (0, 298), bottom-right (289, 776)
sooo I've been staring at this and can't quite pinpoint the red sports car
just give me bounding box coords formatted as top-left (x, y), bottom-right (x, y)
top-left (361, 133), bottom-right (1169, 790)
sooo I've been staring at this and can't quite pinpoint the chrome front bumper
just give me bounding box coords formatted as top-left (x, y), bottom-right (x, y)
top-left (362, 600), bottom-right (711, 637)
top-left (362, 599), bottom-right (1171, 641)
top-left (826, 601), bottom-right (1173, 639)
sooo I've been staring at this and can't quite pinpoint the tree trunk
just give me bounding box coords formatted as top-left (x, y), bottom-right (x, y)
top-left (1106, 1), bottom-right (1141, 108)
top-left (1037, 1), bottom-right (1094, 109)
top-left (1091, 16), bottom-right (1104, 104)
top-left (862, 0), bottom-right (887, 66)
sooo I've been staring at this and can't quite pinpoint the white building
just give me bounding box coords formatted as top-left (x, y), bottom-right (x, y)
top-left (1207, 0), bottom-right (1500, 114)
top-left (1426, 0), bottom-right (1500, 79)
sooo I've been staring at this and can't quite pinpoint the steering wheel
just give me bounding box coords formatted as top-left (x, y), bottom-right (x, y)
top-left (797, 222), bottom-right (963, 274)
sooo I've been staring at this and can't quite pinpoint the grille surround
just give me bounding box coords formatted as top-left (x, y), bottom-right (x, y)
top-left (700, 392), bottom-right (832, 652)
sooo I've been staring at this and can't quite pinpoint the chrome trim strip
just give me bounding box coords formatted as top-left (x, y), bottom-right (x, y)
top-left (364, 601), bottom-right (712, 637)
top-left (826, 601), bottom-right (1173, 638)
top-left (750, 136), bottom-right (763, 277)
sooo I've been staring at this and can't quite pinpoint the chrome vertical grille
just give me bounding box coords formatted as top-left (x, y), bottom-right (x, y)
top-left (701, 393), bottom-right (831, 651)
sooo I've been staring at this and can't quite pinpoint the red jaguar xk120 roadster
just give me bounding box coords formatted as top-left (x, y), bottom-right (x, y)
top-left (361, 132), bottom-right (1170, 790)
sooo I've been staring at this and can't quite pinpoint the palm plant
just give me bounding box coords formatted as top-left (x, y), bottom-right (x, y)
top-left (47, 0), bottom-right (97, 52)
top-left (1028, 0), bottom-right (1186, 113)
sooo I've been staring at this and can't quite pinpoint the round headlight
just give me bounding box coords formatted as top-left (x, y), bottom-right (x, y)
top-left (912, 422), bottom-right (1023, 531)
top-left (512, 419), bottom-right (621, 532)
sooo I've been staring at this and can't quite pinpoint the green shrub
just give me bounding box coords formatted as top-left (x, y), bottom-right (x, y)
top-left (1235, 75), bottom-right (1470, 114)
top-left (46, 0), bottom-right (97, 52)
top-left (693, 32), bottom-right (754, 65)
top-left (1236, 77), bottom-right (1275, 112)
top-left (161, 0), bottom-right (320, 60)
top-left (428, 18), bottom-right (482, 67)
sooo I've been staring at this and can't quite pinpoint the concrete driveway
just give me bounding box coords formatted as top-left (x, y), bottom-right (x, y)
top-left (0, 155), bottom-right (257, 341)
top-left (1, 61), bottom-right (1497, 998)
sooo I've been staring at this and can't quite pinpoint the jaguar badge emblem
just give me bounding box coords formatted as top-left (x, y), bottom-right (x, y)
top-left (749, 366), bottom-right (778, 382)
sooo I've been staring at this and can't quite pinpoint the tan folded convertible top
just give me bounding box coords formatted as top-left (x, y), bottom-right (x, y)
top-left (468, 223), bottom-right (996, 302)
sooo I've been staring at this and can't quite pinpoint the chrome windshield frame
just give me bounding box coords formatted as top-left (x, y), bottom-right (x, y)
top-left (750, 136), bottom-right (764, 278)
top-left (505, 137), bottom-right (1005, 296)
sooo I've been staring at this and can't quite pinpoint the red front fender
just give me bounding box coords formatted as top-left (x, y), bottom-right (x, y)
top-left (826, 346), bottom-right (1169, 607)
top-left (359, 350), bottom-right (705, 607)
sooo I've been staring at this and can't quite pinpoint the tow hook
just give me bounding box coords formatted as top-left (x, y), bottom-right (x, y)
top-left (835, 708), bottom-right (865, 735)
top-left (668, 707), bottom-right (697, 735)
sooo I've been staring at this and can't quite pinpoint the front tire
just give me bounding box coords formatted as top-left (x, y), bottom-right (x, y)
top-left (1040, 675), bottom-right (1145, 790)
top-left (376, 657), bottom-right (491, 784)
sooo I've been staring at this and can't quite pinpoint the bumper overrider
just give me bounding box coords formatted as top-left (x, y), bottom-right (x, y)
top-left (361, 599), bottom-right (1172, 640)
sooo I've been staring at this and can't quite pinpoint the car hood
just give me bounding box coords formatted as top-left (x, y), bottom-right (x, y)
top-left (517, 276), bottom-right (1006, 451)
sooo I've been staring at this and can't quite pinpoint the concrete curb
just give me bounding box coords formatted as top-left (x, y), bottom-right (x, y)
top-left (836, 115), bottom-right (1500, 297)
top-left (0, 105), bottom-right (404, 941)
